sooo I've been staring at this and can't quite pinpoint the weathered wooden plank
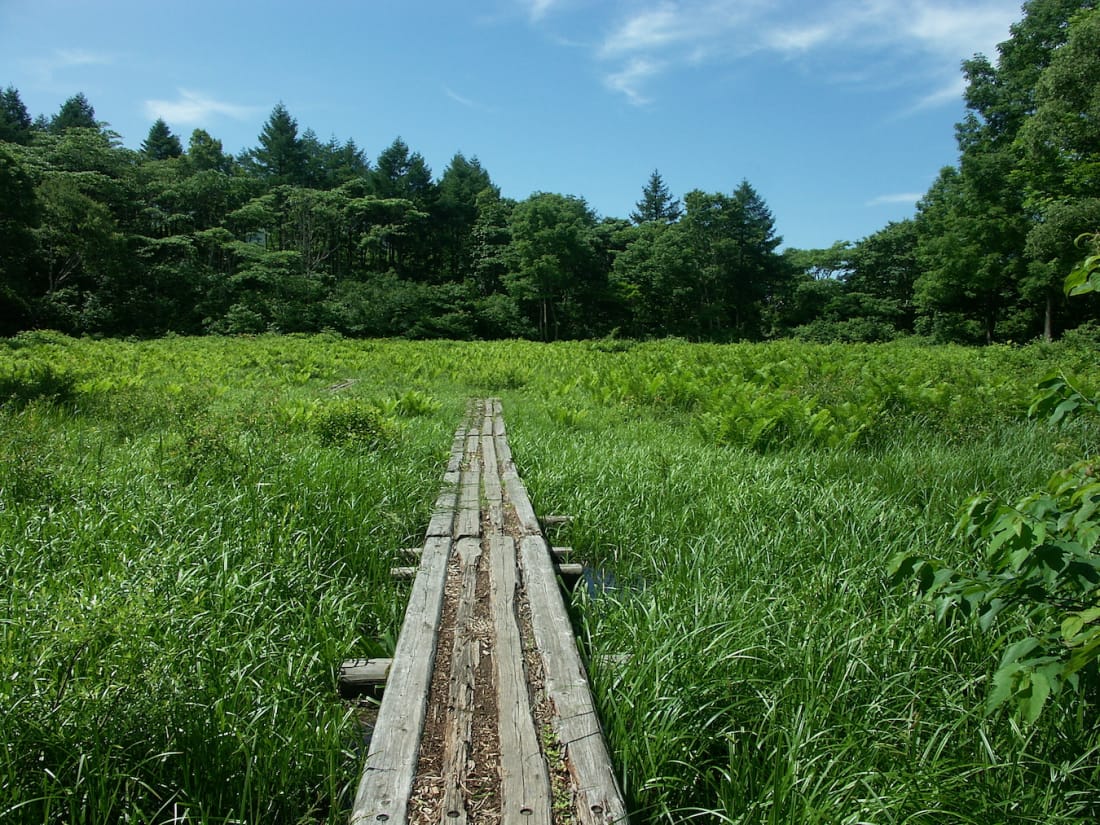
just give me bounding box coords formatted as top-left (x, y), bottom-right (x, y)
top-left (518, 535), bottom-right (627, 825)
top-left (426, 490), bottom-right (457, 538)
top-left (446, 429), bottom-right (467, 474)
top-left (441, 537), bottom-right (482, 823)
top-left (492, 398), bottom-right (512, 469)
top-left (350, 534), bottom-right (453, 825)
top-left (489, 534), bottom-right (553, 824)
top-left (455, 462), bottom-right (481, 539)
top-left (503, 473), bottom-right (542, 536)
top-left (481, 434), bottom-right (504, 532)
top-left (339, 658), bottom-right (392, 699)
top-left (491, 399), bottom-right (507, 438)
top-left (556, 562), bottom-right (584, 589)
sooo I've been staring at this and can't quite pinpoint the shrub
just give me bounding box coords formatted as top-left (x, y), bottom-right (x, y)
top-left (0, 361), bottom-right (78, 406)
top-left (311, 399), bottom-right (396, 449)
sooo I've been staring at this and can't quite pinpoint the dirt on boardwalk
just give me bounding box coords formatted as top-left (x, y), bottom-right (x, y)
top-left (405, 452), bottom-right (570, 824)
top-left (409, 544), bottom-right (502, 823)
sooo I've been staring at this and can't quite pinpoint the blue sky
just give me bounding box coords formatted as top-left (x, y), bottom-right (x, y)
top-left (0, 0), bottom-right (1024, 250)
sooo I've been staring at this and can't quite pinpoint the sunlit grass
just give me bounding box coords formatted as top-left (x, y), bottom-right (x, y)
top-left (1, 333), bottom-right (1097, 823)
top-left (509, 402), bottom-right (1098, 823)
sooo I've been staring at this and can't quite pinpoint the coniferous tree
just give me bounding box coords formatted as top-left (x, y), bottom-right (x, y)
top-left (437, 153), bottom-right (497, 281)
top-left (372, 137), bottom-right (437, 207)
top-left (0, 86), bottom-right (33, 144)
top-left (250, 103), bottom-right (307, 185)
top-left (50, 92), bottom-right (98, 132)
top-left (187, 129), bottom-right (232, 174)
top-left (141, 118), bottom-right (183, 160)
top-left (630, 169), bottom-right (682, 224)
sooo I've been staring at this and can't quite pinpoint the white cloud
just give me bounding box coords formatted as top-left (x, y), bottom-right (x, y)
top-left (765, 22), bottom-right (837, 54)
top-left (443, 86), bottom-right (496, 113)
top-left (904, 1), bottom-right (1019, 61)
top-left (905, 76), bottom-right (968, 113)
top-left (600, 3), bottom-right (694, 57)
top-left (144, 89), bottom-right (258, 126)
top-left (591, 0), bottom-right (1020, 106)
top-left (866, 192), bottom-right (923, 206)
top-left (526, 0), bottom-right (559, 22)
top-left (53, 49), bottom-right (114, 68)
top-left (24, 48), bottom-right (114, 87)
top-left (604, 57), bottom-right (664, 106)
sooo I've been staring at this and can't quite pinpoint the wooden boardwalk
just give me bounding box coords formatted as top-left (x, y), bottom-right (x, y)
top-left (347, 399), bottom-right (627, 825)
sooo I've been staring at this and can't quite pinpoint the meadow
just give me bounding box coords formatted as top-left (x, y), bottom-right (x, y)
top-left (1, 332), bottom-right (1097, 824)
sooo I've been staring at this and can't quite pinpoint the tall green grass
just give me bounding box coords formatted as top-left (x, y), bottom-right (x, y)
top-left (1, 347), bottom-right (462, 823)
top-left (1, 333), bottom-right (1096, 823)
top-left (508, 401), bottom-right (1098, 823)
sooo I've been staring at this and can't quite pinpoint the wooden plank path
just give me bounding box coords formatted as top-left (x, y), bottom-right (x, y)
top-left (349, 399), bottom-right (627, 825)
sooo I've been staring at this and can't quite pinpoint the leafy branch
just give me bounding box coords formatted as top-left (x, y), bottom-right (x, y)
top-left (892, 246), bottom-right (1100, 724)
top-left (1064, 232), bottom-right (1100, 297)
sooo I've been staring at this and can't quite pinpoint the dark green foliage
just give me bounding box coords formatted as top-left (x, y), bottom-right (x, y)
top-left (50, 92), bottom-right (99, 132)
top-left (0, 85), bottom-right (33, 144)
top-left (140, 118), bottom-right (183, 160)
top-left (186, 128), bottom-right (233, 173)
top-left (311, 398), bottom-right (396, 449)
top-left (3, 3), bottom-right (1099, 349)
top-left (0, 360), bottom-right (78, 406)
top-left (249, 102), bottom-right (307, 185)
top-left (630, 168), bottom-right (681, 224)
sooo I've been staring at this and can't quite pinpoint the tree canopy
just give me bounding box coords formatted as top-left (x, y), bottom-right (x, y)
top-left (1, 3), bottom-right (1098, 343)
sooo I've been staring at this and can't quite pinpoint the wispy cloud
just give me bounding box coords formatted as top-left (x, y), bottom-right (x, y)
top-left (904, 76), bottom-right (968, 114)
top-left (144, 89), bottom-right (259, 126)
top-left (525, 0), bottom-right (559, 22)
top-left (53, 49), bottom-right (114, 69)
top-left (443, 86), bottom-right (497, 113)
top-left (764, 22), bottom-right (837, 54)
top-left (867, 192), bottom-right (923, 207)
top-left (24, 48), bottom-right (114, 87)
top-left (604, 58), bottom-right (664, 106)
top-left (590, 1), bottom-right (1019, 107)
top-left (904, 1), bottom-right (1019, 62)
top-left (600, 3), bottom-right (699, 57)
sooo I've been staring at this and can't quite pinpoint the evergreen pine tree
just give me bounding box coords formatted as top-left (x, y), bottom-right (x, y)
top-left (250, 102), bottom-right (307, 185)
top-left (0, 86), bottom-right (33, 144)
top-left (630, 169), bottom-right (682, 224)
top-left (50, 92), bottom-right (98, 132)
top-left (141, 118), bottom-right (183, 160)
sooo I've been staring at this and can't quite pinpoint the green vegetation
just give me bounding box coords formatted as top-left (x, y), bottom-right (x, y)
top-left (2, 1), bottom-right (1099, 344)
top-left (2, 334), bottom-right (1097, 823)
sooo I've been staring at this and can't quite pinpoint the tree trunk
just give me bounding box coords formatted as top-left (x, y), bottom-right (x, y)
top-left (1044, 291), bottom-right (1053, 342)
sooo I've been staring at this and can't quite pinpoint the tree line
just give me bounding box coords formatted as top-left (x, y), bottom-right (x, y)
top-left (1, 0), bottom-right (1097, 343)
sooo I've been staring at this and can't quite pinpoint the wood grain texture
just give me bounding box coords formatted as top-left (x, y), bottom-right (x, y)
top-left (338, 658), bottom-right (392, 699)
top-left (489, 534), bottom-right (552, 824)
top-left (441, 537), bottom-right (483, 823)
top-left (350, 534), bottom-right (453, 825)
top-left (519, 533), bottom-right (628, 825)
